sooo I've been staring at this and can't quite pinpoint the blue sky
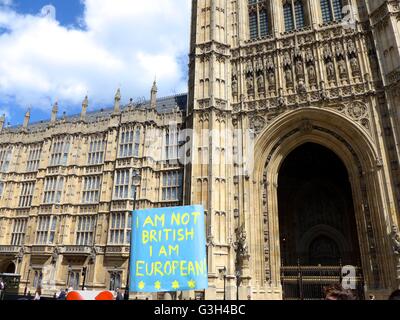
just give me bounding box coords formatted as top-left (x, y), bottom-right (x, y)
top-left (0, 0), bottom-right (190, 126)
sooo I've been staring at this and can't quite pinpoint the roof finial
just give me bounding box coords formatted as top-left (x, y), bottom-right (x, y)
top-left (23, 108), bottom-right (31, 128)
top-left (51, 100), bottom-right (58, 123)
top-left (114, 88), bottom-right (121, 113)
top-left (81, 95), bottom-right (88, 120)
top-left (0, 114), bottom-right (5, 132)
top-left (150, 80), bottom-right (158, 109)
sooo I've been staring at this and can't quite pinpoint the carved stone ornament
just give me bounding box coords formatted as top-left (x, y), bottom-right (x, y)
top-left (347, 101), bottom-right (367, 120)
top-left (235, 225), bottom-right (249, 259)
top-left (51, 247), bottom-right (60, 264)
top-left (391, 225), bottom-right (400, 255)
top-left (250, 116), bottom-right (266, 134)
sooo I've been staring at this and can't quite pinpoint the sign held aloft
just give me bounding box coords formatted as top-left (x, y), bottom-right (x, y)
top-left (130, 205), bottom-right (208, 293)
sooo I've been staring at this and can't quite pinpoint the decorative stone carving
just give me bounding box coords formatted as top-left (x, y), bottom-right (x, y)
top-left (295, 59), bottom-right (304, 80)
top-left (266, 56), bottom-right (275, 72)
top-left (347, 39), bottom-right (357, 56)
top-left (305, 48), bottom-right (314, 63)
top-left (283, 52), bottom-right (291, 68)
top-left (350, 57), bottom-right (360, 76)
top-left (257, 73), bottom-right (265, 93)
top-left (326, 61), bottom-right (335, 80)
top-left (391, 225), bottom-right (400, 255)
top-left (335, 42), bottom-right (345, 58)
top-left (250, 115), bottom-right (266, 134)
top-left (235, 225), bottom-right (249, 259)
top-left (323, 44), bottom-right (333, 61)
top-left (347, 101), bottom-right (368, 120)
top-left (51, 247), bottom-right (60, 264)
top-left (285, 69), bottom-right (293, 85)
top-left (308, 65), bottom-right (317, 83)
top-left (338, 60), bottom-right (347, 78)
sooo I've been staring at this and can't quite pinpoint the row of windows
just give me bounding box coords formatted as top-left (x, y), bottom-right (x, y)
top-left (31, 213), bottom-right (132, 245)
top-left (248, 0), bottom-right (344, 38)
top-left (0, 129), bottom-right (180, 175)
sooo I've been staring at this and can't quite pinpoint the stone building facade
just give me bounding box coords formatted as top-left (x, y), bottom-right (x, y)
top-left (186, 0), bottom-right (400, 300)
top-left (1, 0), bottom-right (400, 300)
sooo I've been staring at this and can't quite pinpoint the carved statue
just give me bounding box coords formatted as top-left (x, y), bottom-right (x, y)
top-left (338, 60), bottom-right (347, 78)
top-left (308, 64), bottom-right (316, 82)
top-left (232, 78), bottom-right (238, 96)
top-left (391, 225), bottom-right (400, 255)
top-left (257, 73), bottom-right (265, 92)
top-left (246, 75), bottom-right (254, 93)
top-left (323, 44), bottom-right (332, 60)
top-left (350, 57), bottom-right (360, 75)
top-left (285, 69), bottom-right (293, 84)
top-left (268, 72), bottom-right (275, 87)
top-left (296, 59), bottom-right (304, 79)
top-left (235, 226), bottom-right (249, 258)
top-left (326, 61), bottom-right (335, 80)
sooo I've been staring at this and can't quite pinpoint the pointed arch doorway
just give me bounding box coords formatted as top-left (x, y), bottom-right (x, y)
top-left (278, 143), bottom-right (364, 299)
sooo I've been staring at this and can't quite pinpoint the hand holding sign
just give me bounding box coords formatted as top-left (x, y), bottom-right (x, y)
top-left (130, 205), bottom-right (208, 293)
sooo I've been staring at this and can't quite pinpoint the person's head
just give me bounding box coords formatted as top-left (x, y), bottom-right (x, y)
top-left (389, 290), bottom-right (400, 300)
top-left (324, 284), bottom-right (356, 300)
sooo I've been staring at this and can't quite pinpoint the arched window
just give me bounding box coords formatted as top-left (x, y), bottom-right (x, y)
top-left (248, 0), bottom-right (271, 39)
top-left (283, 2), bottom-right (294, 32)
top-left (320, 0), bottom-right (344, 23)
top-left (283, 0), bottom-right (308, 32)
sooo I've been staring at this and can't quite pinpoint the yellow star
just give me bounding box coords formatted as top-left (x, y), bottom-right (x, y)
top-left (138, 281), bottom-right (145, 290)
top-left (154, 281), bottom-right (161, 290)
top-left (172, 280), bottom-right (180, 290)
top-left (188, 279), bottom-right (196, 289)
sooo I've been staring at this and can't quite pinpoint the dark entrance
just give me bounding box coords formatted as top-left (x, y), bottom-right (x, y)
top-left (278, 143), bottom-right (364, 299)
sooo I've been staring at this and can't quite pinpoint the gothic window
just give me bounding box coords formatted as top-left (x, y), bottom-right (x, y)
top-left (283, 0), bottom-right (308, 32)
top-left (283, 2), bottom-right (294, 31)
top-left (18, 182), bottom-right (35, 208)
top-left (0, 146), bottom-right (12, 173)
top-left (76, 216), bottom-right (96, 246)
top-left (320, 0), bottom-right (344, 23)
top-left (50, 138), bottom-right (70, 166)
top-left (108, 212), bottom-right (131, 244)
top-left (162, 171), bottom-right (183, 201)
top-left (88, 137), bottom-right (106, 165)
top-left (26, 145), bottom-right (41, 172)
top-left (36, 216), bottom-right (58, 245)
top-left (119, 127), bottom-right (140, 158)
top-left (43, 176), bottom-right (64, 204)
top-left (248, 0), bottom-right (271, 39)
top-left (11, 219), bottom-right (27, 246)
top-left (164, 128), bottom-right (179, 161)
top-left (113, 169), bottom-right (139, 200)
top-left (33, 271), bottom-right (43, 289)
top-left (82, 176), bottom-right (101, 204)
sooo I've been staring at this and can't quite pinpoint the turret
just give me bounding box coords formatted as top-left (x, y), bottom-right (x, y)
top-left (23, 108), bottom-right (31, 128)
top-left (114, 88), bottom-right (121, 113)
top-left (81, 95), bottom-right (88, 120)
top-left (150, 80), bottom-right (157, 109)
top-left (0, 114), bottom-right (5, 132)
top-left (51, 101), bottom-right (58, 123)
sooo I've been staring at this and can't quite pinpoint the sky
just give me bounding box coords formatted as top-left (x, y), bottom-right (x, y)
top-left (0, 0), bottom-right (191, 126)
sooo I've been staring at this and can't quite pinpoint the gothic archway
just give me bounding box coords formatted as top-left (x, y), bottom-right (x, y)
top-left (278, 143), bottom-right (361, 267)
top-left (249, 108), bottom-right (397, 299)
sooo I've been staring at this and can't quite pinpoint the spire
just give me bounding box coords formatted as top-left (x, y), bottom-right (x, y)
top-left (150, 80), bottom-right (157, 109)
top-left (23, 108), bottom-right (31, 128)
top-left (0, 114), bottom-right (5, 132)
top-left (51, 101), bottom-right (58, 123)
top-left (114, 88), bottom-right (121, 113)
top-left (81, 95), bottom-right (88, 120)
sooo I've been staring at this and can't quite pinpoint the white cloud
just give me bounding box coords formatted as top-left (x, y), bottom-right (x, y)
top-left (0, 0), bottom-right (191, 113)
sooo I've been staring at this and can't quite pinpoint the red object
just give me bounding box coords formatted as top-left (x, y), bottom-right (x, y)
top-left (66, 290), bottom-right (115, 301)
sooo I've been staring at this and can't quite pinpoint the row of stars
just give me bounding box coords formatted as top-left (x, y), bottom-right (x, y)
top-left (137, 280), bottom-right (196, 290)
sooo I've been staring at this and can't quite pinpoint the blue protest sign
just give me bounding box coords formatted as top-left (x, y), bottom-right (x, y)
top-left (130, 205), bottom-right (208, 293)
